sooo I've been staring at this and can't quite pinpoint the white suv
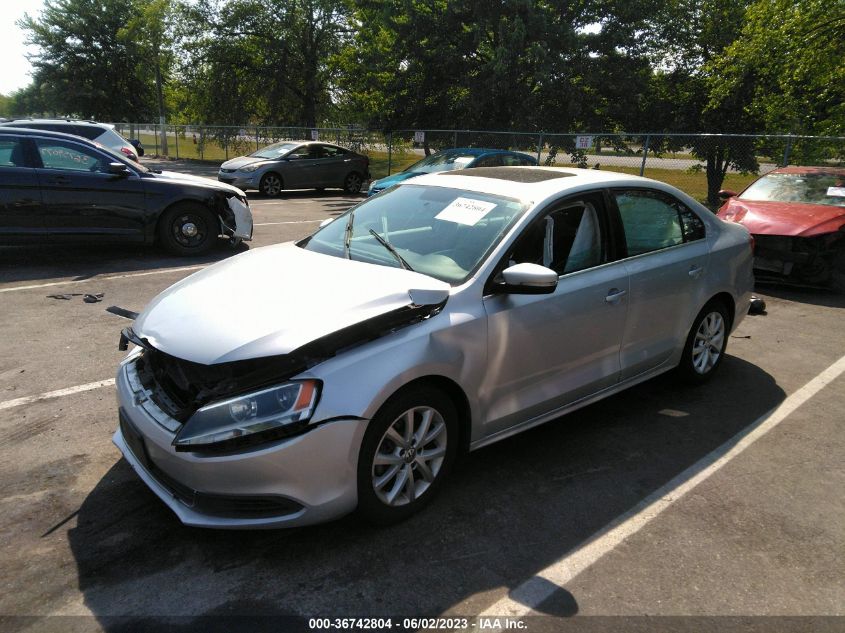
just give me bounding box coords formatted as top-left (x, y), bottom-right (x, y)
top-left (0, 119), bottom-right (140, 161)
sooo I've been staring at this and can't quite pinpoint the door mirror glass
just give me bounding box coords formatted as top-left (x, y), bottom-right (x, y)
top-left (499, 263), bottom-right (558, 294)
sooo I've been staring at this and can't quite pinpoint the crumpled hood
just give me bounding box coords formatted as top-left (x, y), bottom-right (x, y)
top-left (153, 170), bottom-right (245, 196)
top-left (133, 243), bottom-right (450, 365)
top-left (719, 199), bottom-right (845, 237)
top-left (221, 156), bottom-right (269, 171)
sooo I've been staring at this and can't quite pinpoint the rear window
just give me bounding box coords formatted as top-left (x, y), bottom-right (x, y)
top-left (73, 125), bottom-right (107, 140)
top-left (91, 128), bottom-right (130, 148)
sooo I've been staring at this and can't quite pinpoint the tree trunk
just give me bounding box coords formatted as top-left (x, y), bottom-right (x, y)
top-left (155, 61), bottom-right (168, 156)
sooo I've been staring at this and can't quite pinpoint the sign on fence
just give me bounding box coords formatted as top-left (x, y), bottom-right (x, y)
top-left (575, 135), bottom-right (594, 149)
top-left (414, 131), bottom-right (425, 144)
top-left (310, 129), bottom-right (319, 141)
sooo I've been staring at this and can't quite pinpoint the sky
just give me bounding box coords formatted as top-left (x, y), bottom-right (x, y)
top-left (0, 0), bottom-right (45, 95)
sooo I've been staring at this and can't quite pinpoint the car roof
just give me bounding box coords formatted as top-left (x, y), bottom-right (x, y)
top-left (767, 166), bottom-right (845, 177)
top-left (407, 166), bottom-right (662, 201)
top-left (0, 126), bottom-right (108, 143)
top-left (1, 118), bottom-right (112, 129)
top-left (438, 147), bottom-right (531, 157)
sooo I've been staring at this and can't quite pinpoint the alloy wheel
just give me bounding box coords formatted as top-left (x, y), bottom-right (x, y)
top-left (262, 174), bottom-right (282, 196)
top-left (371, 406), bottom-right (447, 506)
top-left (691, 311), bottom-right (725, 374)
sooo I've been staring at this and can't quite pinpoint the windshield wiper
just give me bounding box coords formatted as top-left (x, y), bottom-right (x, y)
top-left (343, 209), bottom-right (355, 259)
top-left (369, 229), bottom-right (414, 271)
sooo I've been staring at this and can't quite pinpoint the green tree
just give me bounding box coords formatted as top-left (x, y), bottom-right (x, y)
top-left (180, 0), bottom-right (349, 127)
top-left (19, 0), bottom-right (156, 120)
top-left (709, 0), bottom-right (845, 139)
top-left (335, 0), bottom-right (659, 135)
top-left (120, 0), bottom-right (178, 152)
top-left (645, 0), bottom-right (759, 205)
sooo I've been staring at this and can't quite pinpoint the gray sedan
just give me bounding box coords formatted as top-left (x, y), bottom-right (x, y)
top-left (114, 167), bottom-right (754, 528)
top-left (218, 140), bottom-right (370, 196)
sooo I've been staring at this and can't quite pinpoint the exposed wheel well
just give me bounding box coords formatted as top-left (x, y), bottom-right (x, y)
top-left (707, 292), bottom-right (736, 331)
top-left (392, 376), bottom-right (472, 453)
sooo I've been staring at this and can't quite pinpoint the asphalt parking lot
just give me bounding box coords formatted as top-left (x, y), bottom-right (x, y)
top-left (0, 159), bottom-right (843, 633)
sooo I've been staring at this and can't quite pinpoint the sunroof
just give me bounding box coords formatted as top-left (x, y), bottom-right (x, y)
top-left (441, 167), bottom-right (575, 183)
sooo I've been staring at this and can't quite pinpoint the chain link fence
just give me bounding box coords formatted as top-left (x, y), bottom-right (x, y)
top-left (112, 123), bottom-right (844, 207)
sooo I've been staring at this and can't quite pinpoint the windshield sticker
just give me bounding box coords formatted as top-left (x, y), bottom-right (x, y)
top-left (827, 187), bottom-right (845, 197)
top-left (435, 197), bottom-right (497, 226)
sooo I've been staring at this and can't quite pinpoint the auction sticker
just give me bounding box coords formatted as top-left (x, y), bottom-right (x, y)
top-left (827, 186), bottom-right (845, 197)
top-left (435, 197), bottom-right (497, 226)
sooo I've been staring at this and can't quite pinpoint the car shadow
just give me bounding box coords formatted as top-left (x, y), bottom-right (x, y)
top-left (67, 355), bottom-right (785, 627)
top-left (755, 283), bottom-right (845, 309)
top-left (0, 241), bottom-right (249, 286)
top-left (249, 189), bottom-right (366, 202)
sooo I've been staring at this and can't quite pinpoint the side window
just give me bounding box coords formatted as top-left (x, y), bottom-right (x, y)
top-left (0, 137), bottom-right (26, 167)
top-left (614, 189), bottom-right (704, 256)
top-left (507, 198), bottom-right (604, 275)
top-left (35, 139), bottom-right (105, 172)
top-left (320, 145), bottom-right (346, 158)
top-left (501, 154), bottom-right (533, 166)
top-left (473, 154), bottom-right (502, 168)
top-left (288, 146), bottom-right (314, 160)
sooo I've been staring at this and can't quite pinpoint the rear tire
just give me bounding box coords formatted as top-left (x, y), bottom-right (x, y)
top-left (676, 300), bottom-right (730, 385)
top-left (344, 172), bottom-right (363, 194)
top-left (157, 203), bottom-right (218, 256)
top-left (357, 385), bottom-right (458, 525)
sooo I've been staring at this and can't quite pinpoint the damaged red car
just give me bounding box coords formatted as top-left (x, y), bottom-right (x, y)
top-left (717, 167), bottom-right (845, 291)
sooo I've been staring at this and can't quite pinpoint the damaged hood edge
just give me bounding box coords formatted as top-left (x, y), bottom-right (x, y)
top-left (132, 243), bottom-right (450, 365)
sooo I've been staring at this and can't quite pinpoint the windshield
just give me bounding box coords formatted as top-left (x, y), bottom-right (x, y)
top-left (302, 184), bottom-right (528, 284)
top-left (250, 142), bottom-right (299, 159)
top-left (405, 152), bottom-right (477, 174)
top-left (740, 172), bottom-right (845, 208)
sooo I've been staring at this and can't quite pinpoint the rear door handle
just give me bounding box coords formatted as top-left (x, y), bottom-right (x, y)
top-left (605, 288), bottom-right (627, 304)
top-left (688, 265), bottom-right (704, 279)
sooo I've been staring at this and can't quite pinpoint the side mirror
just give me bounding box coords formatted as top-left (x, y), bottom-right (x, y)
top-left (497, 263), bottom-right (558, 295)
top-left (107, 162), bottom-right (132, 177)
top-left (717, 189), bottom-right (737, 200)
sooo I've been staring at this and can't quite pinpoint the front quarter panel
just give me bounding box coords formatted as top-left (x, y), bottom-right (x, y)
top-left (305, 289), bottom-right (486, 443)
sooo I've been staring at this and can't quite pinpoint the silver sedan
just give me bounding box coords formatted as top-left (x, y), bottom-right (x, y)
top-left (217, 140), bottom-right (371, 196)
top-left (114, 167), bottom-right (754, 528)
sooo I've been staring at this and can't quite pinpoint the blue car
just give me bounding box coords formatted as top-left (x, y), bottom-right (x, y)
top-left (367, 147), bottom-right (537, 196)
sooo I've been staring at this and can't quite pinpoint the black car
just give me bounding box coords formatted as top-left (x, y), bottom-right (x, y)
top-left (0, 127), bottom-right (252, 255)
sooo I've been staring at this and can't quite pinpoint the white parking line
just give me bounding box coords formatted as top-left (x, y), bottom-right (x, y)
top-left (480, 353), bottom-right (845, 617)
top-left (0, 265), bottom-right (206, 294)
top-left (0, 379), bottom-right (116, 412)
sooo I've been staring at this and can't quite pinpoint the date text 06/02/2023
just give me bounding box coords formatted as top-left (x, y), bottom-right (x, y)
top-left (307, 618), bottom-right (527, 630)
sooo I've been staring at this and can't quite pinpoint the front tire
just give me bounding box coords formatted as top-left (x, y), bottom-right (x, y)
top-left (677, 301), bottom-right (730, 384)
top-left (259, 172), bottom-right (283, 197)
top-left (357, 385), bottom-right (458, 525)
top-left (157, 203), bottom-right (218, 256)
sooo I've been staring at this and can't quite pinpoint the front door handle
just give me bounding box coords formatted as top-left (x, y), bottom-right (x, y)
top-left (688, 265), bottom-right (704, 279)
top-left (45, 176), bottom-right (71, 185)
top-left (605, 288), bottom-right (627, 304)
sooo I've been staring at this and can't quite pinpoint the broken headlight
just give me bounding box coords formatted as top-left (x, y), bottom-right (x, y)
top-left (173, 380), bottom-right (320, 451)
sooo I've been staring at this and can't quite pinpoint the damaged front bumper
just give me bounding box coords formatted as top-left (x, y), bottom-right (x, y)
top-left (222, 195), bottom-right (253, 241)
top-left (113, 357), bottom-right (366, 528)
top-left (752, 233), bottom-right (842, 287)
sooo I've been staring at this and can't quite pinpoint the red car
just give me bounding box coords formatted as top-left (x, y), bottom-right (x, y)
top-left (717, 167), bottom-right (845, 291)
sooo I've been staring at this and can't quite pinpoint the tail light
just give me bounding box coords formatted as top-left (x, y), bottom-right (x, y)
top-left (120, 147), bottom-right (138, 161)
top-left (749, 233), bottom-right (755, 253)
